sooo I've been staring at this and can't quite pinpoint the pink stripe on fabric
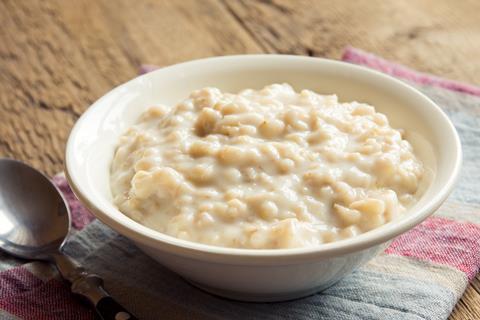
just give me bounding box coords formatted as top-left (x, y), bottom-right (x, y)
top-left (341, 46), bottom-right (480, 97)
top-left (139, 64), bottom-right (159, 74)
top-left (385, 216), bottom-right (480, 280)
top-left (2, 281), bottom-right (93, 320)
top-left (0, 267), bottom-right (43, 298)
top-left (52, 176), bottom-right (95, 230)
top-left (0, 267), bottom-right (93, 320)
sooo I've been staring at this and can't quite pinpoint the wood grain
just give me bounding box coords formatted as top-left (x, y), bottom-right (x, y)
top-left (224, 0), bottom-right (480, 85)
top-left (0, 0), bottom-right (261, 176)
top-left (1, 0), bottom-right (479, 319)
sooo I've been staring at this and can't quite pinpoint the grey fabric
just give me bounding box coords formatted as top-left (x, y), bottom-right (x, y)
top-left (416, 85), bottom-right (480, 205)
top-left (0, 312), bottom-right (20, 320)
top-left (0, 252), bottom-right (22, 272)
top-left (64, 220), bottom-right (457, 320)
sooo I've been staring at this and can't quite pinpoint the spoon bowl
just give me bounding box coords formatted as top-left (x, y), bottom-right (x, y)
top-left (0, 158), bottom-right (137, 320)
top-left (0, 159), bottom-right (69, 260)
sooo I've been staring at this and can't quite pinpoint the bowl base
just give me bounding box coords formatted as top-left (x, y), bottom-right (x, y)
top-left (185, 278), bottom-right (336, 302)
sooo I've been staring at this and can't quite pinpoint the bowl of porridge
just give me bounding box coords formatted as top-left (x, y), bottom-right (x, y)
top-left (66, 55), bottom-right (461, 301)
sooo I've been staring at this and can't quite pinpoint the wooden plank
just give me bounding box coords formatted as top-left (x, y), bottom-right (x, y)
top-left (0, 0), bottom-right (262, 175)
top-left (223, 0), bottom-right (480, 85)
top-left (450, 277), bottom-right (480, 320)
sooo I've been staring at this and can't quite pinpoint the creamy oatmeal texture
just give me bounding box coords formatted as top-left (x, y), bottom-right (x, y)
top-left (110, 84), bottom-right (424, 249)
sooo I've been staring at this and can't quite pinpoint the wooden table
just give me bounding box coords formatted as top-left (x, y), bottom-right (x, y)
top-left (1, 1), bottom-right (479, 318)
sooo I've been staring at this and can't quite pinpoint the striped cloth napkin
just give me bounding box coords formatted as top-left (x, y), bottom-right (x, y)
top-left (1, 48), bottom-right (479, 320)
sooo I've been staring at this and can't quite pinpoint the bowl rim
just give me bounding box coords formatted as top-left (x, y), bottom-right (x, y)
top-left (65, 54), bottom-right (462, 262)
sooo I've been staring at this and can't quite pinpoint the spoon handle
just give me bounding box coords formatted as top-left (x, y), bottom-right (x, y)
top-left (95, 296), bottom-right (138, 320)
top-left (52, 253), bottom-right (138, 320)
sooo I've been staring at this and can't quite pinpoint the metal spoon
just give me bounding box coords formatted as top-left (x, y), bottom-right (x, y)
top-left (0, 158), bottom-right (137, 320)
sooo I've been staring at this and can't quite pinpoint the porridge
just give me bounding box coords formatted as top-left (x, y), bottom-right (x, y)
top-left (110, 84), bottom-right (424, 249)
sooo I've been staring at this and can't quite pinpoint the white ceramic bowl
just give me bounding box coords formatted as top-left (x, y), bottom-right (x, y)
top-left (66, 55), bottom-right (461, 302)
